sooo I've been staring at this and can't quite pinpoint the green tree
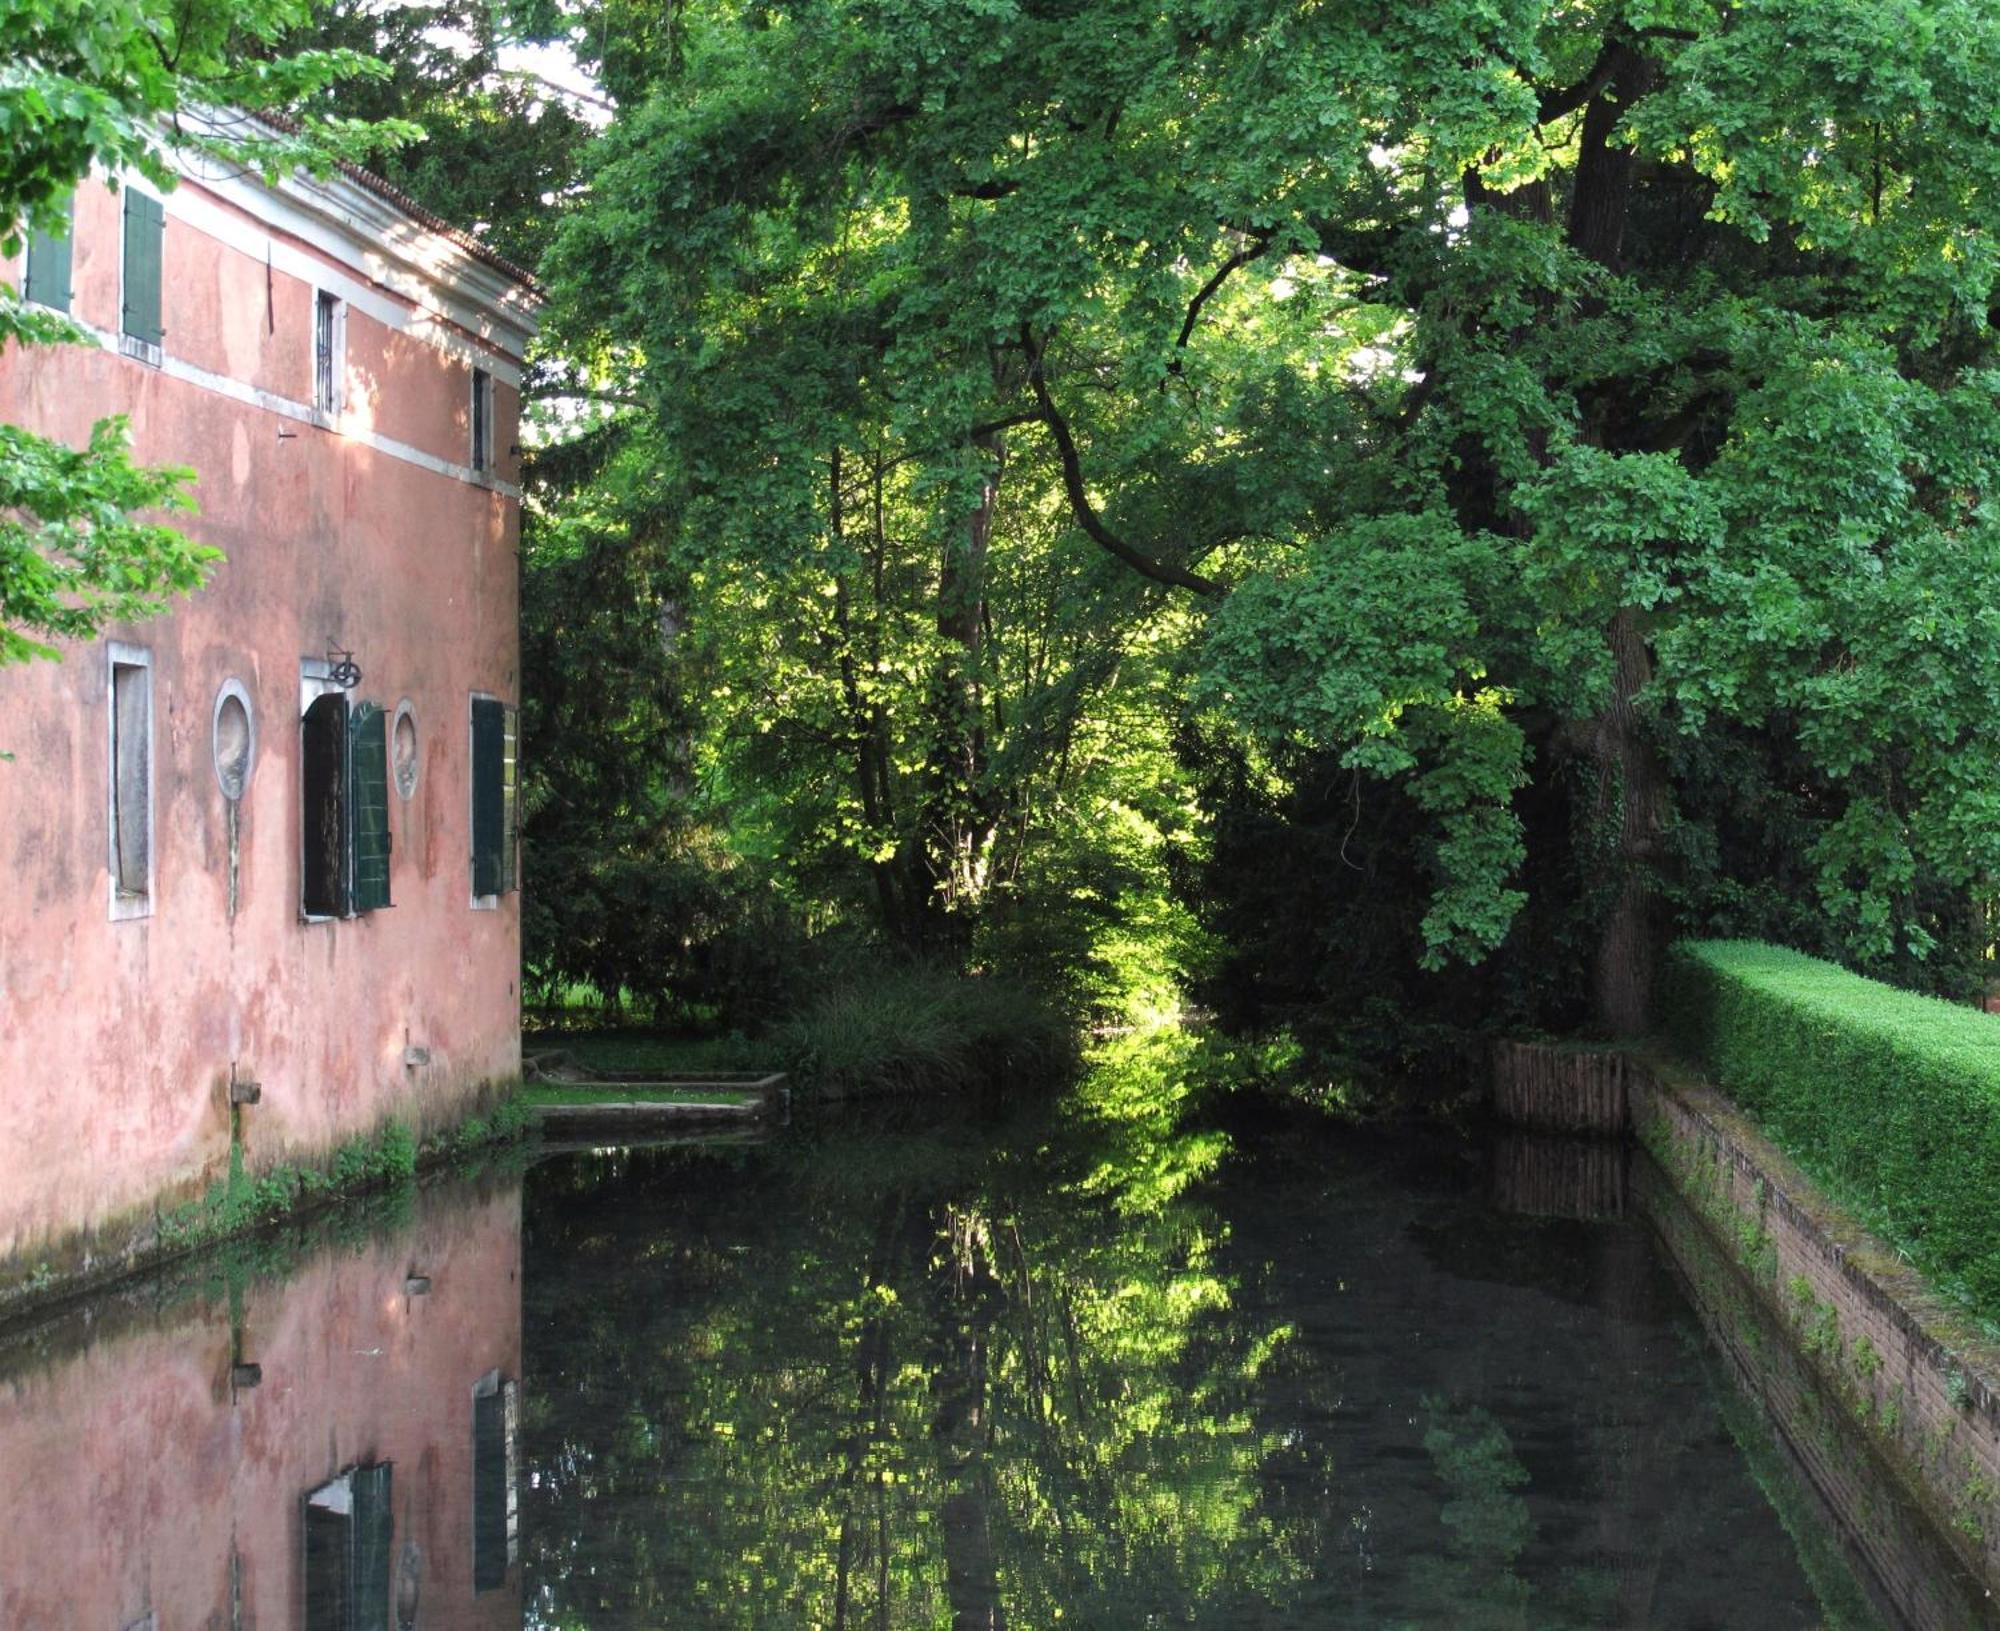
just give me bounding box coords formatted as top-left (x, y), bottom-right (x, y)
top-left (545, 0), bottom-right (2000, 1032)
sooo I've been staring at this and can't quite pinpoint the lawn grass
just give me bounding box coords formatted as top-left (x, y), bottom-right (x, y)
top-left (530, 1032), bottom-right (760, 1076)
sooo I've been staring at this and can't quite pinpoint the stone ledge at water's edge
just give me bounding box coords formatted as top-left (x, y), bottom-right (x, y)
top-left (1499, 1037), bottom-right (2000, 1617)
top-left (0, 1084), bottom-right (531, 1333)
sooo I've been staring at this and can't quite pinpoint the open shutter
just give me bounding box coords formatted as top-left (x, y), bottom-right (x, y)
top-left (499, 705), bottom-right (518, 892)
top-left (350, 1462), bottom-right (394, 1631)
top-left (472, 1383), bottom-right (508, 1590)
top-left (349, 702), bottom-right (392, 912)
top-left (122, 191), bottom-right (164, 346)
top-left (24, 206), bottom-right (72, 312)
top-left (471, 698), bottom-right (505, 897)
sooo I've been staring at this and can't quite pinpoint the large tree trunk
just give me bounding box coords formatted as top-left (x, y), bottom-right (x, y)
top-left (1571, 46), bottom-right (1669, 1036)
top-left (831, 446), bottom-right (910, 942)
top-left (1591, 609), bottom-right (1668, 1036)
top-left (916, 425), bottom-right (1007, 960)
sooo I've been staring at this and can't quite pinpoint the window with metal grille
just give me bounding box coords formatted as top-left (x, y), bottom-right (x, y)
top-left (314, 290), bottom-right (343, 416)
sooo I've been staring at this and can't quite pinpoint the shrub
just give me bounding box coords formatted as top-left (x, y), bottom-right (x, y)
top-left (1667, 939), bottom-right (2000, 1312)
top-left (768, 962), bottom-right (1076, 1098)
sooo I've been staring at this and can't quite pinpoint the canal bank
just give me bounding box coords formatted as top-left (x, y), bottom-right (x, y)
top-left (1497, 1023), bottom-right (2000, 1616)
top-left (0, 1093), bottom-right (533, 1328)
top-left (1634, 1055), bottom-right (2000, 1607)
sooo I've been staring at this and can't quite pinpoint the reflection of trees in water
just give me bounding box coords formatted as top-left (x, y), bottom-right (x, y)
top-left (519, 1033), bottom-right (1285, 1628)
top-left (518, 1035), bottom-right (1840, 1629)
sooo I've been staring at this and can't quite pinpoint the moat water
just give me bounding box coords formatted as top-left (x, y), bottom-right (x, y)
top-left (0, 1034), bottom-right (1981, 1628)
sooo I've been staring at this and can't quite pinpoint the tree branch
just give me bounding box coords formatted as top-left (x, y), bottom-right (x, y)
top-left (1022, 327), bottom-right (1223, 597)
top-left (1536, 38), bottom-right (1623, 123)
top-left (1164, 233), bottom-right (1272, 387)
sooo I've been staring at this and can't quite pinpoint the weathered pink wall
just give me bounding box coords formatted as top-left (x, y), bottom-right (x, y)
top-left (0, 1177), bottom-right (524, 1629)
top-left (0, 174), bottom-right (529, 1265)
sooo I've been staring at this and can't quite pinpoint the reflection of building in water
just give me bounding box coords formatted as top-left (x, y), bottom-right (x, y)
top-left (0, 1179), bottom-right (522, 1631)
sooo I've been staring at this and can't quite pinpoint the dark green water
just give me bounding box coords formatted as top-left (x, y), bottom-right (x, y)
top-left (515, 1036), bottom-right (1897, 1630)
top-left (0, 1035), bottom-right (1962, 1628)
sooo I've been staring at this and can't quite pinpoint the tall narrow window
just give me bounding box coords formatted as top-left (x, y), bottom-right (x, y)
top-left (470, 366), bottom-right (493, 472)
top-left (302, 693), bottom-right (348, 918)
top-left (313, 290), bottom-right (344, 417)
top-left (121, 191), bottom-right (164, 362)
top-left (108, 646), bottom-right (152, 917)
top-left (23, 198), bottom-right (72, 313)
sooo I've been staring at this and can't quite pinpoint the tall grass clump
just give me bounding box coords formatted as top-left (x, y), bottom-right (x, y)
top-left (769, 963), bottom-right (1076, 1098)
top-left (1668, 939), bottom-right (2000, 1315)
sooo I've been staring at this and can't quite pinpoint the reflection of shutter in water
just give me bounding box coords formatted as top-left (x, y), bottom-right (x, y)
top-left (470, 699), bottom-right (505, 897)
top-left (304, 1476), bottom-right (354, 1631)
top-left (350, 702), bottom-right (393, 911)
top-left (303, 1464), bottom-right (394, 1631)
top-left (473, 1381), bottom-right (508, 1590)
top-left (351, 1462), bottom-right (394, 1631)
top-left (302, 695), bottom-right (349, 916)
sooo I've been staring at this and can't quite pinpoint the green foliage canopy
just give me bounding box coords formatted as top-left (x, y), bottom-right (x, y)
top-left (538, 0), bottom-right (2000, 1016)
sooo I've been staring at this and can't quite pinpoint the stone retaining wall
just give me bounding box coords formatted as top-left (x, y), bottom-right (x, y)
top-left (1632, 1059), bottom-right (2000, 1603)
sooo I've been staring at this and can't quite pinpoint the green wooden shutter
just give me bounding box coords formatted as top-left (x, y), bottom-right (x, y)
top-left (122, 191), bottom-right (164, 346)
top-left (472, 1384), bottom-right (509, 1591)
top-left (499, 705), bottom-right (518, 892)
top-left (471, 698), bottom-right (505, 897)
top-left (351, 1462), bottom-right (394, 1631)
top-left (349, 702), bottom-right (392, 913)
top-left (23, 204), bottom-right (72, 312)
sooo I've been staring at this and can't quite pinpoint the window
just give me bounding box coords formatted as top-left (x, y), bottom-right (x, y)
top-left (212, 679), bottom-right (255, 802)
top-left (303, 1463), bottom-right (393, 1631)
top-left (469, 696), bottom-right (517, 904)
top-left (314, 290), bottom-right (344, 417)
top-left (301, 692), bottom-right (348, 918)
top-left (121, 190), bottom-right (164, 363)
top-left (471, 1373), bottom-right (518, 1592)
top-left (302, 671), bottom-right (394, 919)
top-left (23, 197), bottom-right (72, 312)
top-left (470, 366), bottom-right (493, 472)
top-left (108, 645), bottom-right (152, 919)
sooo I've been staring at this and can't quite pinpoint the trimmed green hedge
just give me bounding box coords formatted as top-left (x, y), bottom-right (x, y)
top-left (1668, 938), bottom-right (2000, 1315)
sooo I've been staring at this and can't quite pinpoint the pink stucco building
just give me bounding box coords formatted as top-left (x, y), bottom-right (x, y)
top-left (0, 132), bottom-right (538, 1276)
